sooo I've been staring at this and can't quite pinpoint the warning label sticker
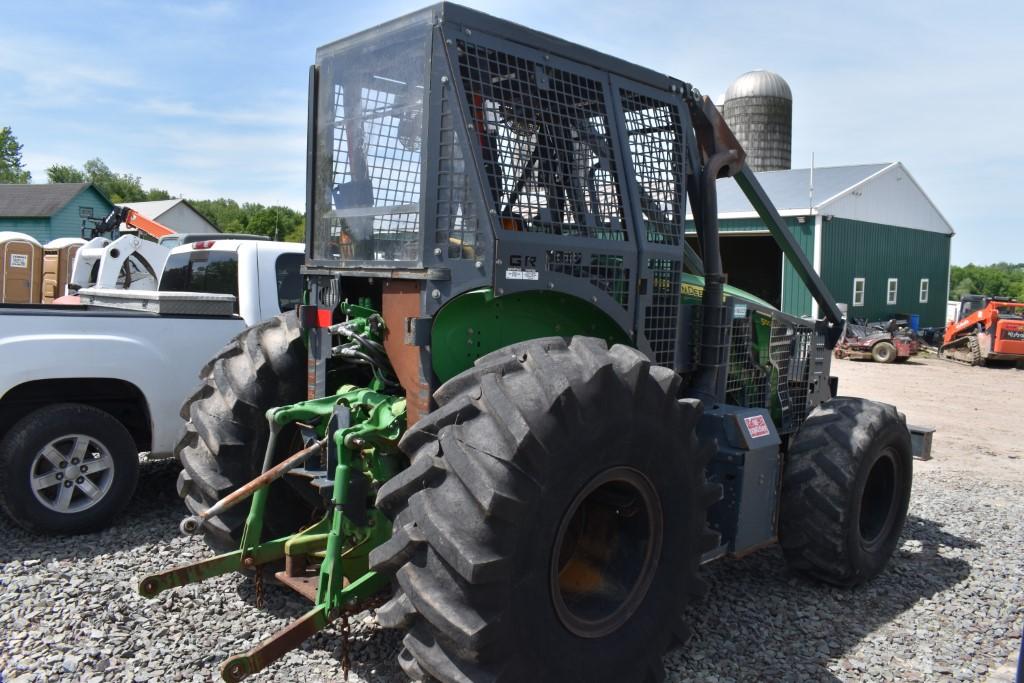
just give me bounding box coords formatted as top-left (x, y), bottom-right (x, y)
top-left (744, 414), bottom-right (770, 439)
top-left (505, 268), bottom-right (539, 281)
top-left (9, 253), bottom-right (28, 268)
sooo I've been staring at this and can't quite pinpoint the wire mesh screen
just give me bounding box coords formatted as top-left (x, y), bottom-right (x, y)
top-left (314, 25), bottom-right (429, 263)
top-left (456, 41), bottom-right (627, 240)
top-left (435, 83), bottom-right (480, 260)
top-left (726, 314), bottom-right (769, 406)
top-left (769, 318), bottom-right (817, 433)
top-left (644, 258), bottom-right (682, 366)
top-left (620, 90), bottom-right (685, 246)
top-left (546, 250), bottom-right (629, 307)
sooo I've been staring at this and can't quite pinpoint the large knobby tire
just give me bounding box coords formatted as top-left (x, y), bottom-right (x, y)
top-left (779, 397), bottom-right (912, 587)
top-left (370, 337), bottom-right (719, 683)
top-left (176, 312), bottom-right (313, 549)
top-left (0, 403), bottom-right (139, 534)
top-left (871, 341), bottom-right (896, 363)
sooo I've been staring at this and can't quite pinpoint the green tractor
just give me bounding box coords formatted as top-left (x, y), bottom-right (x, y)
top-left (140, 4), bottom-right (914, 681)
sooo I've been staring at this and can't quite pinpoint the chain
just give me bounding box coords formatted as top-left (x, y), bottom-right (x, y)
top-left (338, 593), bottom-right (389, 681)
top-left (253, 567), bottom-right (266, 609)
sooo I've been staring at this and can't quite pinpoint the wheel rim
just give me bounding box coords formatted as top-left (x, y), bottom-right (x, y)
top-left (859, 448), bottom-right (898, 547)
top-left (30, 434), bottom-right (115, 514)
top-left (550, 467), bottom-right (663, 639)
top-left (876, 345), bottom-right (893, 361)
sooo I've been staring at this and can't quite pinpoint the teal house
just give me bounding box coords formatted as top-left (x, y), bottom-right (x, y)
top-left (0, 183), bottom-right (115, 243)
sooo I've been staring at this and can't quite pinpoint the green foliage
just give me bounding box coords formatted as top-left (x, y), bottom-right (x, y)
top-left (46, 163), bottom-right (86, 183)
top-left (950, 263), bottom-right (1024, 301)
top-left (44, 157), bottom-right (171, 202)
top-left (189, 198), bottom-right (304, 242)
top-left (39, 155), bottom-right (304, 243)
top-left (0, 126), bottom-right (32, 183)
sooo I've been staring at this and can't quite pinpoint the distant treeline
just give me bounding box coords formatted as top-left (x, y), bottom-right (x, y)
top-left (45, 156), bottom-right (304, 243)
top-left (950, 263), bottom-right (1024, 301)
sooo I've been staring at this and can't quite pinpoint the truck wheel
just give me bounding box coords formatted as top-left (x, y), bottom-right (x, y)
top-left (176, 312), bottom-right (312, 550)
top-left (779, 397), bottom-right (912, 587)
top-left (0, 403), bottom-right (139, 534)
top-left (371, 337), bottom-right (719, 682)
top-left (871, 342), bottom-right (896, 363)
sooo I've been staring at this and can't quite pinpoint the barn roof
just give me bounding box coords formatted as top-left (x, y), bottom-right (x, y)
top-left (713, 163), bottom-right (890, 214)
top-left (693, 162), bottom-right (954, 235)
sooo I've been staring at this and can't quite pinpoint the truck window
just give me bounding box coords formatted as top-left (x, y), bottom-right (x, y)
top-left (160, 251), bottom-right (240, 311)
top-left (276, 252), bottom-right (304, 313)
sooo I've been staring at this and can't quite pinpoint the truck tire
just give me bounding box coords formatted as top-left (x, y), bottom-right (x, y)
top-left (779, 397), bottom-right (912, 587)
top-left (176, 312), bottom-right (312, 549)
top-left (871, 341), bottom-right (896, 363)
top-left (370, 337), bottom-right (719, 682)
top-left (0, 403), bottom-right (139, 534)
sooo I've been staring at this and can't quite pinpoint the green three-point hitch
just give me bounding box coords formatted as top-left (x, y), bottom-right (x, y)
top-left (139, 305), bottom-right (405, 681)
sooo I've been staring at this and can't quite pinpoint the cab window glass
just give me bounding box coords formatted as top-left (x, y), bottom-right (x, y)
top-left (275, 252), bottom-right (304, 313)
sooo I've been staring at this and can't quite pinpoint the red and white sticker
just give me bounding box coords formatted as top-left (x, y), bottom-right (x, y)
top-left (744, 415), bottom-right (770, 439)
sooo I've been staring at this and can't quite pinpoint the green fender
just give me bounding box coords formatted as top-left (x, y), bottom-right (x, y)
top-left (430, 289), bottom-right (630, 383)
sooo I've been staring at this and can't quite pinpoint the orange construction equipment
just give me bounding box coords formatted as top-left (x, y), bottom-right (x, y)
top-left (83, 206), bottom-right (176, 240)
top-left (940, 294), bottom-right (1024, 365)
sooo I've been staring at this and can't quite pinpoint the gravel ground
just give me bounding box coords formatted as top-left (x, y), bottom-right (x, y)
top-left (1, 356), bottom-right (1021, 682)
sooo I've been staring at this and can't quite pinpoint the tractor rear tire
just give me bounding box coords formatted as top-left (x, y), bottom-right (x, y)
top-left (871, 341), bottom-right (897, 363)
top-left (370, 336), bottom-right (719, 683)
top-left (175, 312), bottom-right (313, 550)
top-left (779, 397), bottom-right (912, 587)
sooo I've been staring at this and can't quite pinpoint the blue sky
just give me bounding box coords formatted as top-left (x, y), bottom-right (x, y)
top-left (1, 0), bottom-right (1020, 265)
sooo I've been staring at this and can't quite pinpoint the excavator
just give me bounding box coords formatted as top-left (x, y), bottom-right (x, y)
top-left (940, 294), bottom-right (1024, 365)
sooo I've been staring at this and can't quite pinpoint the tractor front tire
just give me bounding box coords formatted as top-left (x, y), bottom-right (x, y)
top-left (871, 341), bottom-right (897, 363)
top-left (371, 337), bottom-right (719, 683)
top-left (175, 312), bottom-right (313, 549)
top-left (779, 397), bottom-right (912, 587)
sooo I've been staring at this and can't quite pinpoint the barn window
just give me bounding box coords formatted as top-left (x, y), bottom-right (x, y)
top-left (919, 278), bottom-right (929, 304)
top-left (887, 278), bottom-right (898, 305)
top-left (852, 278), bottom-right (865, 307)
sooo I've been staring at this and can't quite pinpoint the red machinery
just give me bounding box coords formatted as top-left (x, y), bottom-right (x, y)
top-left (941, 295), bottom-right (1024, 365)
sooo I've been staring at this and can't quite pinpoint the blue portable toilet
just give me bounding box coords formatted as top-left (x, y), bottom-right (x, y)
top-left (909, 314), bottom-right (920, 331)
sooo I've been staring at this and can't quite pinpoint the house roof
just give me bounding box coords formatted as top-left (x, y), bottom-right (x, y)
top-left (119, 198), bottom-right (218, 231)
top-left (690, 162), bottom-right (955, 235)
top-left (0, 182), bottom-right (108, 217)
top-left (119, 198), bottom-right (184, 218)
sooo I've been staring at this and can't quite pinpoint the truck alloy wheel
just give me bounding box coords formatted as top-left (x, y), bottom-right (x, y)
top-left (30, 434), bottom-right (116, 514)
top-left (0, 403), bottom-right (139, 534)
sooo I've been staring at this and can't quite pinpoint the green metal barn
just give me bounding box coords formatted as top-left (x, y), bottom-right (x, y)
top-left (688, 162), bottom-right (954, 327)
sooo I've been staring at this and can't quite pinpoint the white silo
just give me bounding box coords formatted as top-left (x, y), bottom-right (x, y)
top-left (722, 70), bottom-right (793, 171)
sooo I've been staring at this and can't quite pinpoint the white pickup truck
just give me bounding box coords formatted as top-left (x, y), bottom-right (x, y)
top-left (0, 239), bottom-right (304, 534)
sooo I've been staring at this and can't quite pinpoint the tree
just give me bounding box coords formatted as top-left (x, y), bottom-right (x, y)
top-left (46, 163), bottom-right (87, 183)
top-left (189, 199), bottom-right (304, 242)
top-left (0, 126), bottom-right (31, 183)
top-left (950, 263), bottom-right (1024, 300)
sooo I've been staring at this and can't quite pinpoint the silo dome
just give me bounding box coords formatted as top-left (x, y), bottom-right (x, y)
top-left (724, 70), bottom-right (792, 101)
top-left (723, 70), bottom-right (793, 171)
